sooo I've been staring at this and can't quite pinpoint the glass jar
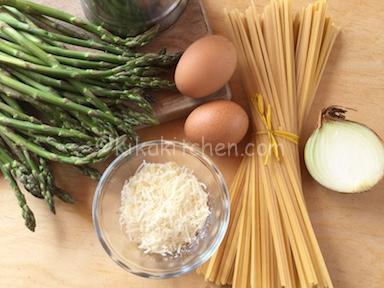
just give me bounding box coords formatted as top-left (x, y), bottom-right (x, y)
top-left (81, 0), bottom-right (189, 36)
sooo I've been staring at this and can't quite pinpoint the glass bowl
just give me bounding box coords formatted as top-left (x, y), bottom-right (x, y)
top-left (93, 140), bottom-right (229, 278)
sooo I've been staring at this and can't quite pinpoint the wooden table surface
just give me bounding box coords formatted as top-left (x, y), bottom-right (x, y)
top-left (1, 0), bottom-right (383, 287)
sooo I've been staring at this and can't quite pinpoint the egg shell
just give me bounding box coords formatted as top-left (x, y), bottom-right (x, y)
top-left (185, 100), bottom-right (249, 146)
top-left (175, 35), bottom-right (237, 98)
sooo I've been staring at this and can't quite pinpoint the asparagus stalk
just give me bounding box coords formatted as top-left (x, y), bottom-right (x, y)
top-left (14, 69), bottom-right (108, 110)
top-left (0, 158), bottom-right (36, 231)
top-left (3, 77), bottom-right (116, 141)
top-left (0, 38), bottom-right (151, 131)
top-left (0, 32), bottom-right (116, 69)
top-left (0, 20), bottom-right (57, 66)
top-left (0, 70), bottom-right (134, 132)
top-left (0, 140), bottom-right (40, 197)
top-left (27, 98), bottom-right (87, 133)
top-left (9, 67), bottom-right (59, 93)
top-left (0, 97), bottom-right (40, 123)
top-left (0, 52), bottom-right (138, 79)
top-left (0, 92), bottom-right (20, 109)
top-left (70, 112), bottom-right (110, 137)
top-left (1, 121), bottom-right (56, 213)
top-left (77, 165), bottom-right (101, 180)
top-left (0, 125), bottom-right (123, 165)
top-left (35, 156), bottom-right (70, 204)
top-left (2, 34), bottom-right (180, 66)
top-left (22, 147), bottom-right (55, 212)
top-left (5, 72), bottom-right (108, 137)
top-left (30, 134), bottom-right (97, 158)
top-left (1, 84), bottom-right (103, 138)
top-left (53, 186), bottom-right (74, 204)
top-left (0, 13), bottom-right (125, 53)
top-left (0, 0), bottom-right (160, 47)
top-left (113, 109), bottom-right (158, 126)
top-left (28, 13), bottom-right (88, 40)
top-left (116, 66), bottom-right (168, 77)
top-left (12, 69), bottom-right (152, 111)
top-left (87, 87), bottom-right (152, 111)
top-left (27, 39), bottom-right (136, 61)
top-left (9, 28), bottom-right (115, 115)
top-left (13, 68), bottom-right (76, 93)
top-left (2, 5), bottom-right (64, 48)
top-left (61, 90), bottom-right (152, 116)
top-left (108, 75), bottom-right (176, 90)
top-left (0, 112), bottom-right (93, 141)
top-left (0, 36), bottom-right (44, 64)
top-left (0, 0), bottom-right (122, 43)
top-left (54, 55), bottom-right (115, 69)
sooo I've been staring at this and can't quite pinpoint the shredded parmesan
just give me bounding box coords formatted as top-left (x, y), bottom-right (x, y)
top-left (119, 161), bottom-right (210, 256)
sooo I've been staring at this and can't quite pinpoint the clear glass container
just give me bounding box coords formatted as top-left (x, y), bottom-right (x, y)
top-left (81, 0), bottom-right (189, 36)
top-left (92, 140), bottom-right (230, 278)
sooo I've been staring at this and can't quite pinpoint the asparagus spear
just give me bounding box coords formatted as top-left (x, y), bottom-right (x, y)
top-left (54, 55), bottom-right (115, 69)
top-left (9, 67), bottom-right (60, 93)
top-left (0, 97), bottom-right (45, 202)
top-left (6, 26), bottom-right (115, 115)
top-left (1, 130), bottom-right (56, 212)
top-left (0, 158), bottom-right (36, 231)
top-left (22, 147), bottom-right (55, 212)
top-left (0, 70), bottom-right (134, 131)
top-left (26, 39), bottom-right (136, 61)
top-left (108, 75), bottom-right (176, 90)
top-left (77, 165), bottom-right (101, 180)
top-left (115, 66), bottom-right (168, 77)
top-left (0, 0), bottom-right (160, 47)
top-left (11, 69), bottom-right (153, 111)
top-left (4, 72), bottom-right (111, 137)
top-left (0, 0), bottom-right (120, 41)
top-left (113, 108), bottom-right (158, 126)
top-left (53, 186), bottom-right (74, 204)
top-left (27, 98), bottom-right (88, 133)
top-left (3, 87), bottom-right (119, 161)
top-left (0, 140), bottom-right (40, 197)
top-left (0, 92), bottom-right (19, 108)
top-left (30, 135), bottom-right (97, 158)
top-left (0, 125), bottom-right (123, 165)
top-left (0, 111), bottom-right (94, 140)
top-left (0, 97), bottom-right (40, 123)
top-left (0, 31), bottom-right (116, 69)
top-left (0, 52), bottom-right (139, 79)
top-left (0, 30), bottom-right (180, 66)
top-left (2, 5), bottom-right (64, 48)
top-left (0, 20), bottom-right (57, 66)
top-left (0, 36), bottom-right (44, 64)
top-left (37, 156), bottom-right (73, 206)
top-left (0, 13), bottom-right (125, 53)
top-left (1, 83), bottom-right (105, 138)
top-left (28, 13), bottom-right (88, 40)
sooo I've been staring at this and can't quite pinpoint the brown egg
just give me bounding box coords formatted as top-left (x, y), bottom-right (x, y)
top-left (175, 35), bottom-right (237, 98)
top-left (185, 100), bottom-right (249, 147)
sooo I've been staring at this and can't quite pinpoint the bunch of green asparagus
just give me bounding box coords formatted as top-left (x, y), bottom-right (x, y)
top-left (0, 0), bottom-right (180, 231)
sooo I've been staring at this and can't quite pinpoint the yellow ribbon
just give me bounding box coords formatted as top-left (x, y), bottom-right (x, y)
top-left (251, 94), bottom-right (299, 165)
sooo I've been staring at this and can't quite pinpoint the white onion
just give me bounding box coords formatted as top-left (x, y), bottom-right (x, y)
top-left (304, 106), bottom-right (384, 193)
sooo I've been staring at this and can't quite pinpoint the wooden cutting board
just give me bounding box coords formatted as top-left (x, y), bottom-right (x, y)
top-left (33, 0), bottom-right (232, 123)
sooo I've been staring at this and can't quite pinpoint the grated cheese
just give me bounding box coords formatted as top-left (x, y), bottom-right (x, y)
top-left (119, 161), bottom-right (210, 256)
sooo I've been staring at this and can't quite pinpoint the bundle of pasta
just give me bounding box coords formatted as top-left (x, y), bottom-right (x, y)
top-left (197, 0), bottom-right (339, 287)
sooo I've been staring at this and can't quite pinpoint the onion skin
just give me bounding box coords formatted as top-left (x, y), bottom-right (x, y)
top-left (304, 106), bottom-right (384, 193)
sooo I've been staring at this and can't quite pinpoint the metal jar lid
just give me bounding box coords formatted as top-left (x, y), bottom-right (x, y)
top-left (81, 0), bottom-right (189, 36)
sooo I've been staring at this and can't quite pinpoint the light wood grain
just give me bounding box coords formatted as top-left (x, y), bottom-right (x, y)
top-left (1, 0), bottom-right (383, 287)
